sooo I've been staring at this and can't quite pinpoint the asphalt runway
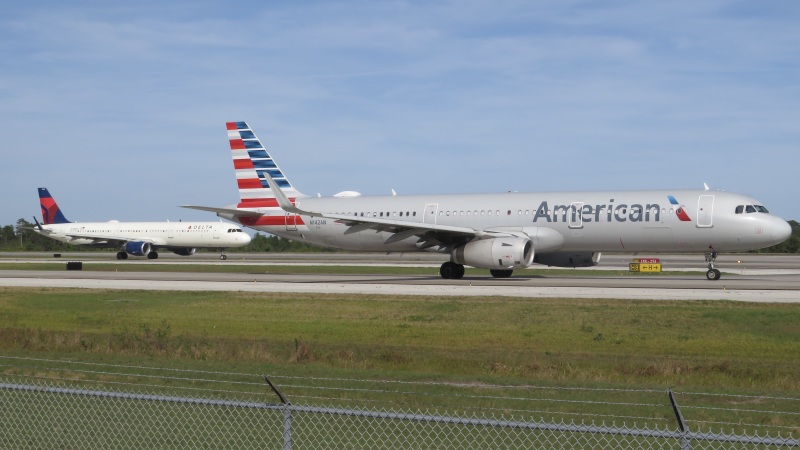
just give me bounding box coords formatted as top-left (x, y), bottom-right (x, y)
top-left (1, 252), bottom-right (798, 302)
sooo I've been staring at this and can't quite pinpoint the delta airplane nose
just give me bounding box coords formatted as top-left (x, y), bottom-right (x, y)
top-left (773, 219), bottom-right (792, 244)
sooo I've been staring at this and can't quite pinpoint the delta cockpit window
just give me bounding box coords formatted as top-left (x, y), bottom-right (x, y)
top-left (735, 205), bottom-right (769, 214)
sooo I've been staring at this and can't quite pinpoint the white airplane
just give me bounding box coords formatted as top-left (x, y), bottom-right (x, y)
top-left (34, 188), bottom-right (251, 260)
top-left (184, 121), bottom-right (791, 280)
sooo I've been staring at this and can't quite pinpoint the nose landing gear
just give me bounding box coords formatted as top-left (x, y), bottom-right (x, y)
top-left (705, 247), bottom-right (721, 280)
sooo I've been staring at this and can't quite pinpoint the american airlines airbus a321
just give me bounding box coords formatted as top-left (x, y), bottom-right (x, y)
top-left (184, 121), bottom-right (791, 280)
top-left (34, 188), bottom-right (251, 260)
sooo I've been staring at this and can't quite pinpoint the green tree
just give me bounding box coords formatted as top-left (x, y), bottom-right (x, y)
top-left (0, 225), bottom-right (15, 248)
top-left (231, 233), bottom-right (336, 253)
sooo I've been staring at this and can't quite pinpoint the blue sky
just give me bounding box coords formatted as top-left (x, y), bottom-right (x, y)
top-left (1, 0), bottom-right (798, 227)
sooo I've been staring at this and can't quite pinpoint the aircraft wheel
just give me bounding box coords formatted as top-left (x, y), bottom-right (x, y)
top-left (147, 252), bottom-right (159, 260)
top-left (440, 262), bottom-right (463, 279)
top-left (220, 254), bottom-right (228, 260)
top-left (490, 269), bottom-right (513, 278)
top-left (116, 252), bottom-right (127, 260)
top-left (706, 269), bottom-right (721, 280)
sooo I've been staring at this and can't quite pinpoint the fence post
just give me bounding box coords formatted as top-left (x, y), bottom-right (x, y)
top-left (265, 376), bottom-right (292, 450)
top-left (668, 389), bottom-right (691, 450)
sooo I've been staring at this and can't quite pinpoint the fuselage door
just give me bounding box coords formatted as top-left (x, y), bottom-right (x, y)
top-left (697, 195), bottom-right (714, 228)
top-left (423, 203), bottom-right (438, 224)
top-left (568, 202), bottom-right (584, 229)
top-left (286, 213), bottom-right (298, 231)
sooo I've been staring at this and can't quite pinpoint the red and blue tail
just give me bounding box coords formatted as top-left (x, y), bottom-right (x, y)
top-left (38, 188), bottom-right (71, 225)
top-left (226, 121), bottom-right (305, 208)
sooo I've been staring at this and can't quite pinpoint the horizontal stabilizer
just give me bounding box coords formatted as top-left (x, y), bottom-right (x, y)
top-left (181, 205), bottom-right (264, 218)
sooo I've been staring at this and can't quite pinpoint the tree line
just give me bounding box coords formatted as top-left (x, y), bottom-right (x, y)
top-left (2, 218), bottom-right (798, 254)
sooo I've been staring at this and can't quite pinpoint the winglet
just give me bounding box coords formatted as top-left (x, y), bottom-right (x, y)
top-left (262, 171), bottom-right (311, 216)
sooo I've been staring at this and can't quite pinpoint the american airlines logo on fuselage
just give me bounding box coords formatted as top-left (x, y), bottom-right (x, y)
top-left (531, 196), bottom-right (688, 224)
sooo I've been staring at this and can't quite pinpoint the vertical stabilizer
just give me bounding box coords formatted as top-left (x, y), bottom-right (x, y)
top-left (38, 188), bottom-right (71, 225)
top-left (226, 121), bottom-right (304, 208)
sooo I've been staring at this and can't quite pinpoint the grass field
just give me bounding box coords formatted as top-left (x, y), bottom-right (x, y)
top-left (1, 258), bottom-right (798, 432)
top-left (2, 286), bottom-right (797, 390)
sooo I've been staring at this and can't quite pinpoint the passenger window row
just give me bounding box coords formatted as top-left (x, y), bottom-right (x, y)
top-left (339, 212), bottom-right (418, 218)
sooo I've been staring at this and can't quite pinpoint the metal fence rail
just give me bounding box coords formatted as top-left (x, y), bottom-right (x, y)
top-left (2, 379), bottom-right (797, 449)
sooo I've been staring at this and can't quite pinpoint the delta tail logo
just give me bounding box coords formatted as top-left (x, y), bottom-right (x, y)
top-left (668, 195), bottom-right (691, 222)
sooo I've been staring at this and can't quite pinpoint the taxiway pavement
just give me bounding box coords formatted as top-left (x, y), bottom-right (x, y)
top-left (1, 253), bottom-right (798, 302)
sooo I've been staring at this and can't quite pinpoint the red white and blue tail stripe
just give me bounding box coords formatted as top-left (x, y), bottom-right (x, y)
top-left (226, 121), bottom-right (305, 208)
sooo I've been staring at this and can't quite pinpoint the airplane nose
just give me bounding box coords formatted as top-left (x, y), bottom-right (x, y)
top-left (773, 219), bottom-right (792, 244)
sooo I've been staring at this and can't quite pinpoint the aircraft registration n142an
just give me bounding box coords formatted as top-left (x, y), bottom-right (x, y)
top-left (35, 188), bottom-right (251, 260)
top-left (184, 121), bottom-right (791, 280)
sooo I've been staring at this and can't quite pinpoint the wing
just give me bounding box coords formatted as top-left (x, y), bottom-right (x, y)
top-left (261, 171), bottom-right (525, 248)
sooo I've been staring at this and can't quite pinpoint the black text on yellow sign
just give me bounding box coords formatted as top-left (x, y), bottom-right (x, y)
top-left (629, 263), bottom-right (662, 273)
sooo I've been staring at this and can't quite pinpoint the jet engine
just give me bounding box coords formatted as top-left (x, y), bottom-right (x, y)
top-left (124, 241), bottom-right (151, 257)
top-left (452, 237), bottom-right (534, 269)
top-left (534, 252), bottom-right (601, 268)
top-left (171, 247), bottom-right (197, 256)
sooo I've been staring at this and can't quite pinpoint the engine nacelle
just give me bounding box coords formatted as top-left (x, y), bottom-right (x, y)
top-left (171, 247), bottom-right (196, 256)
top-left (452, 237), bottom-right (534, 269)
top-left (124, 241), bottom-right (151, 257)
top-left (534, 252), bottom-right (601, 268)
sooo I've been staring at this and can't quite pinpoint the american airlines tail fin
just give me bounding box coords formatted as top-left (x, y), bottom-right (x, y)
top-left (38, 187), bottom-right (71, 225)
top-left (226, 121), bottom-right (305, 207)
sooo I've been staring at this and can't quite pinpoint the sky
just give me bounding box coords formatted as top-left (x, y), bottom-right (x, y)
top-left (1, 0), bottom-right (798, 228)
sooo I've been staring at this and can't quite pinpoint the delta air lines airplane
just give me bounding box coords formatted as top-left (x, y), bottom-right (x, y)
top-left (184, 121), bottom-right (791, 280)
top-left (34, 188), bottom-right (251, 260)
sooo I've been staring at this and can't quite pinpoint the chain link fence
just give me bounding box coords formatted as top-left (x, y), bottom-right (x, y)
top-left (1, 356), bottom-right (797, 449)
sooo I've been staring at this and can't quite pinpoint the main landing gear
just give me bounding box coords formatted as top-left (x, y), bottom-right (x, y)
top-left (705, 248), bottom-right (721, 281)
top-left (439, 261), bottom-right (465, 279)
top-left (439, 262), bottom-right (515, 279)
top-left (489, 269), bottom-right (513, 278)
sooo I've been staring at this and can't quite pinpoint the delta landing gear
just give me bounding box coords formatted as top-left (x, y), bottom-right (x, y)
top-left (705, 248), bottom-right (721, 281)
top-left (116, 251), bottom-right (128, 260)
top-left (220, 249), bottom-right (228, 261)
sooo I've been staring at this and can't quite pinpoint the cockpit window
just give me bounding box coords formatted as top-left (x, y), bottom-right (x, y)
top-left (736, 205), bottom-right (770, 214)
